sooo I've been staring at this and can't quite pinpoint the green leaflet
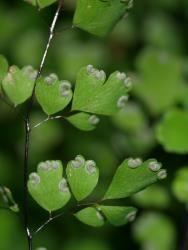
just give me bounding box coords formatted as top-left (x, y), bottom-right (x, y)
top-left (156, 109), bottom-right (188, 154)
top-left (2, 65), bottom-right (36, 105)
top-left (0, 54), bottom-right (8, 84)
top-left (74, 207), bottom-right (105, 227)
top-left (24, 0), bottom-right (57, 8)
top-left (66, 155), bottom-right (99, 201)
top-left (172, 167), bottom-right (188, 206)
top-left (98, 205), bottom-right (137, 226)
top-left (28, 160), bottom-right (71, 212)
top-left (75, 205), bottom-right (137, 227)
top-left (66, 112), bottom-right (100, 131)
top-left (133, 48), bottom-right (183, 115)
top-left (35, 75), bottom-right (73, 115)
top-left (73, 0), bottom-right (133, 37)
top-left (103, 158), bottom-right (167, 200)
top-left (72, 65), bottom-right (131, 116)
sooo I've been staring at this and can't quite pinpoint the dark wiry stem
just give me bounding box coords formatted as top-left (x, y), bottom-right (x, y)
top-left (23, 120), bottom-right (32, 249)
top-left (23, 2), bottom-right (63, 249)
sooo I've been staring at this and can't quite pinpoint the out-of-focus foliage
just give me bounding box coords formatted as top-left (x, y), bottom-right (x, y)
top-left (63, 238), bottom-right (111, 250)
top-left (0, 54), bottom-right (8, 83)
top-left (0, 186), bottom-right (19, 212)
top-left (172, 167), bottom-right (188, 207)
top-left (112, 103), bottom-right (147, 134)
top-left (54, 32), bottom-right (108, 81)
top-left (0, 210), bottom-right (26, 249)
top-left (143, 13), bottom-right (183, 53)
top-left (133, 48), bottom-right (183, 115)
top-left (0, 0), bottom-right (188, 249)
top-left (132, 184), bottom-right (170, 209)
top-left (156, 109), bottom-right (188, 153)
top-left (133, 212), bottom-right (176, 250)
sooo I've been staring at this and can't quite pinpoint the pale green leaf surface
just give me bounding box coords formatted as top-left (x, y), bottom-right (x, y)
top-left (99, 205), bottom-right (137, 226)
top-left (66, 155), bottom-right (99, 201)
top-left (2, 65), bottom-right (35, 105)
top-left (103, 158), bottom-right (167, 200)
top-left (73, 0), bottom-right (132, 37)
top-left (35, 76), bottom-right (73, 115)
top-left (66, 112), bottom-right (99, 131)
top-left (28, 160), bottom-right (71, 212)
top-left (74, 207), bottom-right (105, 227)
top-left (172, 167), bottom-right (188, 206)
top-left (115, 128), bottom-right (155, 156)
top-left (0, 54), bottom-right (8, 84)
top-left (156, 109), bottom-right (188, 153)
top-left (72, 66), bottom-right (131, 116)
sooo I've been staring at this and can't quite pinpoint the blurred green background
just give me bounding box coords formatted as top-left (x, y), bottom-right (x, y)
top-left (1, 0), bottom-right (188, 249)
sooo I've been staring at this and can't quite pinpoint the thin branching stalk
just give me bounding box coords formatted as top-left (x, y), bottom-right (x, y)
top-left (32, 212), bottom-right (63, 236)
top-left (23, 2), bottom-right (63, 249)
top-left (32, 115), bottom-right (63, 130)
top-left (31, 201), bottom-right (99, 237)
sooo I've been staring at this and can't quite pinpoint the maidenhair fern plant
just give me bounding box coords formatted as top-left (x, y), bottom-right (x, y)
top-left (0, 0), bottom-right (167, 249)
